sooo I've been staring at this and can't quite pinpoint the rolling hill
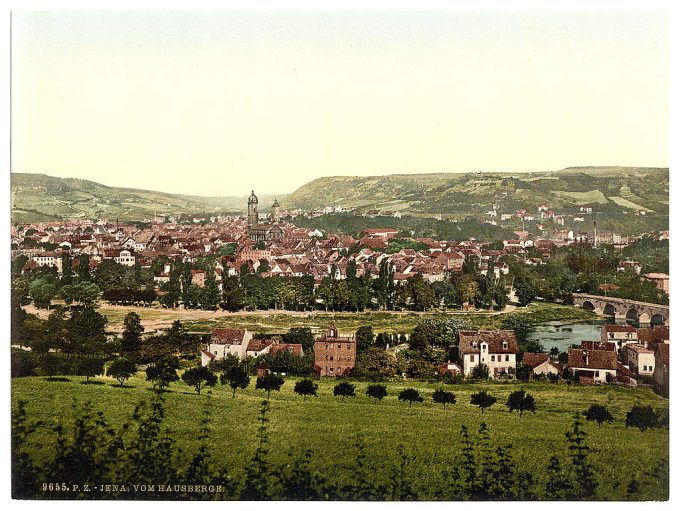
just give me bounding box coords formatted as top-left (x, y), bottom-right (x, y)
top-left (10, 173), bottom-right (283, 223)
top-left (282, 167), bottom-right (668, 215)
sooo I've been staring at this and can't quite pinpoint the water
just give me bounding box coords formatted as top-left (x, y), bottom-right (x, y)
top-left (527, 318), bottom-right (629, 353)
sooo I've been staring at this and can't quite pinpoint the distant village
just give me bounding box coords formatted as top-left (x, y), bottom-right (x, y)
top-left (10, 191), bottom-right (669, 292)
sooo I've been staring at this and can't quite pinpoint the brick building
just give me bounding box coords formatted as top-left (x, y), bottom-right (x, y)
top-left (313, 323), bottom-right (356, 377)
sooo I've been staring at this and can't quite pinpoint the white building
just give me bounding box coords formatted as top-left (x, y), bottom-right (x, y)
top-left (457, 330), bottom-right (519, 377)
top-left (200, 328), bottom-right (253, 366)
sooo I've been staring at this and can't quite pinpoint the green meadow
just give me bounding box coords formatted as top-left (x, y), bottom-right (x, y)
top-left (12, 374), bottom-right (668, 500)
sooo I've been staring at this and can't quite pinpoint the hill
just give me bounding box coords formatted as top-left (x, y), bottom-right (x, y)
top-left (10, 173), bottom-right (283, 223)
top-left (282, 167), bottom-right (668, 233)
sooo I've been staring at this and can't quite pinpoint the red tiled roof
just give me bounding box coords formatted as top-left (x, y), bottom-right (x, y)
top-left (567, 348), bottom-right (617, 370)
top-left (522, 352), bottom-right (550, 368)
top-left (201, 350), bottom-right (216, 360)
top-left (580, 341), bottom-right (615, 351)
top-left (458, 330), bottom-right (519, 355)
top-left (246, 339), bottom-right (274, 352)
top-left (210, 328), bottom-right (247, 345)
top-left (271, 343), bottom-right (304, 356)
top-left (637, 326), bottom-right (670, 345)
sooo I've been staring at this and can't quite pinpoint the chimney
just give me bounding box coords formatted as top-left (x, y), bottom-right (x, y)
top-left (583, 350), bottom-right (589, 366)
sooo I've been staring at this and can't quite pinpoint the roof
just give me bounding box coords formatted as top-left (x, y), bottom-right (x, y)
top-left (271, 343), bottom-right (304, 356)
top-left (580, 341), bottom-right (615, 351)
top-left (567, 348), bottom-right (618, 370)
top-left (210, 328), bottom-right (248, 345)
top-left (201, 350), bottom-right (216, 360)
top-left (246, 339), bottom-right (274, 352)
top-left (522, 352), bottom-right (551, 368)
top-left (626, 344), bottom-right (654, 355)
top-left (602, 324), bottom-right (637, 333)
top-left (458, 330), bottom-right (519, 355)
top-left (637, 326), bottom-right (670, 345)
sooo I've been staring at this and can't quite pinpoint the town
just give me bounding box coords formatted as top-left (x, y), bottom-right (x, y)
top-left (11, 190), bottom-right (669, 397)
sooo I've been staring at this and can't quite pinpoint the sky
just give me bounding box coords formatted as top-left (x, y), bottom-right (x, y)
top-left (10, 10), bottom-right (669, 196)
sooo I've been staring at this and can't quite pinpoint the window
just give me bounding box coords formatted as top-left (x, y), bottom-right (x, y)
top-left (595, 371), bottom-right (600, 377)
top-left (481, 344), bottom-right (487, 352)
top-left (505, 355), bottom-right (509, 362)
top-left (491, 355), bottom-right (496, 362)
top-left (470, 355), bottom-right (475, 362)
top-left (609, 332), bottom-right (614, 339)
top-left (502, 341), bottom-right (508, 350)
top-left (330, 356), bottom-right (334, 361)
top-left (347, 344), bottom-right (351, 349)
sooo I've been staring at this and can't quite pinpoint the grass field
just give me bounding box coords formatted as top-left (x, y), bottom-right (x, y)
top-left (12, 374), bottom-right (668, 500)
top-left (25, 301), bottom-right (598, 335)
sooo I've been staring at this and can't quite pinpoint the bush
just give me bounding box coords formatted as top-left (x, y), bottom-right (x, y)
top-left (398, 388), bottom-right (423, 407)
top-left (584, 405), bottom-right (614, 427)
top-left (11, 351), bottom-right (37, 378)
top-left (625, 405), bottom-right (659, 432)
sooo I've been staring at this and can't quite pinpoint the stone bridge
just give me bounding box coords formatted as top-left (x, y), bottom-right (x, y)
top-left (572, 293), bottom-right (669, 325)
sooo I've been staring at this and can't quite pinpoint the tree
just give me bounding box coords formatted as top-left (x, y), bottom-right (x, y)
top-left (353, 347), bottom-right (399, 379)
top-left (108, 358), bottom-right (137, 387)
top-left (38, 352), bottom-right (64, 379)
top-left (77, 357), bottom-right (105, 383)
top-left (28, 277), bottom-right (58, 309)
top-left (398, 388), bottom-right (423, 407)
top-left (220, 365), bottom-right (250, 398)
top-left (505, 389), bottom-right (536, 417)
top-left (121, 312), bottom-right (144, 355)
top-left (355, 326), bottom-right (375, 355)
top-left (282, 327), bottom-right (315, 352)
top-left (181, 366), bottom-right (218, 395)
top-left (432, 389), bottom-right (456, 409)
top-left (255, 373), bottom-right (285, 398)
top-left (470, 390), bottom-right (496, 414)
top-left (471, 363), bottom-right (490, 380)
top-left (293, 378), bottom-right (318, 400)
top-left (145, 355), bottom-right (180, 392)
top-left (625, 405), bottom-right (659, 432)
top-left (584, 404), bottom-right (614, 427)
top-left (333, 381), bottom-right (356, 401)
top-left (65, 306), bottom-right (109, 357)
top-left (366, 384), bottom-right (388, 402)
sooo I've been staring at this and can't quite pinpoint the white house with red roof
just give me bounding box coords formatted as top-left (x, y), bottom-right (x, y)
top-left (457, 330), bottom-right (519, 377)
top-left (201, 328), bottom-right (253, 366)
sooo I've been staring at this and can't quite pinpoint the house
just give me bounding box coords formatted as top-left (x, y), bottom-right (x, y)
top-left (601, 324), bottom-right (638, 353)
top-left (641, 273), bottom-right (669, 294)
top-left (457, 330), bottom-right (519, 378)
top-left (567, 345), bottom-right (617, 384)
top-left (521, 352), bottom-right (560, 377)
top-left (313, 323), bottom-right (356, 377)
top-left (200, 328), bottom-right (253, 366)
top-left (624, 344), bottom-right (655, 378)
top-left (437, 361), bottom-right (463, 377)
top-left (246, 338), bottom-right (275, 357)
top-left (653, 342), bottom-right (669, 396)
top-left (191, 269), bottom-right (206, 288)
top-left (618, 260), bottom-right (642, 274)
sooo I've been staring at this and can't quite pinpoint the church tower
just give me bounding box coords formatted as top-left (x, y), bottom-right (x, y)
top-left (271, 198), bottom-right (280, 223)
top-left (247, 190), bottom-right (259, 227)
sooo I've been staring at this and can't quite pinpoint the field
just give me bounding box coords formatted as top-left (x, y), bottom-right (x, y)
top-left (12, 374), bottom-right (669, 500)
top-left (23, 301), bottom-right (599, 335)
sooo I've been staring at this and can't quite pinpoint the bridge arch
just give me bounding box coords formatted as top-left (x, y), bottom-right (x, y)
top-left (651, 313), bottom-right (666, 326)
top-left (603, 303), bottom-right (616, 316)
top-left (625, 308), bottom-right (640, 323)
top-left (582, 301), bottom-right (596, 311)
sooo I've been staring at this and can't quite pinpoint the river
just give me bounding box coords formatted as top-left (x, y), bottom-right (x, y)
top-left (527, 318), bottom-right (635, 353)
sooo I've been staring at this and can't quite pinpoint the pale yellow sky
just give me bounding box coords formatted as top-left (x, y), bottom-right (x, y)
top-left (11, 11), bottom-right (669, 195)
